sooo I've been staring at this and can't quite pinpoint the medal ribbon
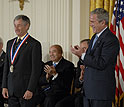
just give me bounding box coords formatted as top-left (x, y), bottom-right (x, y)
top-left (10, 33), bottom-right (29, 64)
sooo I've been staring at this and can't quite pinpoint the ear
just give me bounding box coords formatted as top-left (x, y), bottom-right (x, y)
top-left (101, 20), bottom-right (106, 26)
top-left (26, 23), bottom-right (29, 30)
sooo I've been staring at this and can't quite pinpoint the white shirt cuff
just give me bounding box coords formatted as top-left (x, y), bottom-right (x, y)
top-left (52, 73), bottom-right (58, 80)
top-left (81, 53), bottom-right (86, 60)
top-left (79, 78), bottom-right (84, 83)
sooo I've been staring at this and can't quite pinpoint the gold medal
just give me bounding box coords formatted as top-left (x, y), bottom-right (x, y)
top-left (10, 65), bottom-right (14, 72)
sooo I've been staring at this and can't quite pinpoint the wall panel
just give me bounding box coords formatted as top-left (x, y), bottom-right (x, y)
top-left (0, 0), bottom-right (89, 65)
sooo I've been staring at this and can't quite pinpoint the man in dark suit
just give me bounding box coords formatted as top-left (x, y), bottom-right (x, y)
top-left (71, 8), bottom-right (120, 107)
top-left (0, 37), bottom-right (5, 107)
top-left (55, 39), bottom-right (90, 107)
top-left (74, 39), bottom-right (90, 107)
top-left (39, 45), bottom-right (74, 107)
top-left (2, 15), bottom-right (42, 107)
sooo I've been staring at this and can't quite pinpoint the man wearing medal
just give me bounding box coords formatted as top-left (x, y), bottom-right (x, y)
top-left (2, 15), bottom-right (42, 107)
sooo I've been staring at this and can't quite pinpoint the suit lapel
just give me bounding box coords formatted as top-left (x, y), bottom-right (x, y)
top-left (55, 57), bottom-right (64, 72)
top-left (13, 36), bottom-right (30, 65)
top-left (91, 35), bottom-right (101, 51)
top-left (0, 51), bottom-right (5, 66)
top-left (0, 51), bottom-right (5, 59)
top-left (87, 34), bottom-right (96, 54)
top-left (90, 28), bottom-right (109, 53)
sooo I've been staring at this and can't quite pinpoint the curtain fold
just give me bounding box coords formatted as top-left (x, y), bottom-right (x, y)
top-left (96, 0), bottom-right (104, 8)
top-left (90, 0), bottom-right (96, 39)
top-left (109, 0), bottom-right (115, 26)
top-left (104, 0), bottom-right (110, 11)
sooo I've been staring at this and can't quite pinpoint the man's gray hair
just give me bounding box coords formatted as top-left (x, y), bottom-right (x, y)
top-left (91, 8), bottom-right (109, 25)
top-left (14, 15), bottom-right (30, 27)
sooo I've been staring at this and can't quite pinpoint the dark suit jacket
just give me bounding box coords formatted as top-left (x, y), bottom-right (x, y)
top-left (2, 35), bottom-right (42, 97)
top-left (39, 57), bottom-right (74, 97)
top-left (74, 61), bottom-right (82, 88)
top-left (83, 28), bottom-right (120, 100)
top-left (0, 51), bottom-right (5, 88)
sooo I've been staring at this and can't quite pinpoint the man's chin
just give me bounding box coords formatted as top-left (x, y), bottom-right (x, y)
top-left (92, 30), bottom-right (96, 33)
top-left (50, 58), bottom-right (55, 61)
top-left (15, 32), bottom-right (20, 36)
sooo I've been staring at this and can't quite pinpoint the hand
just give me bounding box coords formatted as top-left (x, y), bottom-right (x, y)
top-left (2, 88), bottom-right (9, 99)
top-left (50, 66), bottom-right (57, 76)
top-left (23, 90), bottom-right (33, 100)
top-left (44, 65), bottom-right (57, 76)
top-left (79, 69), bottom-right (85, 81)
top-left (46, 73), bottom-right (52, 80)
top-left (70, 45), bottom-right (84, 57)
top-left (80, 65), bottom-right (85, 71)
top-left (44, 65), bottom-right (52, 74)
top-left (74, 45), bottom-right (79, 50)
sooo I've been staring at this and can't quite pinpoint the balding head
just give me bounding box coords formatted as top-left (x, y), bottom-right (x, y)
top-left (49, 45), bottom-right (63, 62)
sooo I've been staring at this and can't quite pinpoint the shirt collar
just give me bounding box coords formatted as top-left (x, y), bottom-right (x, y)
top-left (96, 27), bottom-right (107, 37)
top-left (0, 50), bottom-right (3, 57)
top-left (52, 57), bottom-right (62, 65)
top-left (17, 33), bottom-right (28, 41)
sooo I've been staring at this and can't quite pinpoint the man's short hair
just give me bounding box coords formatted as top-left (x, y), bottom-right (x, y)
top-left (91, 8), bottom-right (109, 25)
top-left (14, 15), bottom-right (30, 27)
top-left (80, 39), bottom-right (90, 46)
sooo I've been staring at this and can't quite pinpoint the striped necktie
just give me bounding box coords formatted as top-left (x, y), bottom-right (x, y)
top-left (13, 38), bottom-right (21, 54)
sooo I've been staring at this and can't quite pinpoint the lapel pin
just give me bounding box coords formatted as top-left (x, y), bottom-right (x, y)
top-left (97, 41), bottom-right (100, 43)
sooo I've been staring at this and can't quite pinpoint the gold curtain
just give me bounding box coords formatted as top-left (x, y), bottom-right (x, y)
top-left (89, 0), bottom-right (115, 38)
top-left (89, 0), bottom-right (96, 39)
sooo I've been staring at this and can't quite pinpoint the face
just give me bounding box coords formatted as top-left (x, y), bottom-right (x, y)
top-left (49, 46), bottom-right (62, 62)
top-left (80, 41), bottom-right (88, 53)
top-left (90, 14), bottom-right (105, 33)
top-left (0, 43), bottom-right (3, 52)
top-left (14, 19), bottom-right (29, 37)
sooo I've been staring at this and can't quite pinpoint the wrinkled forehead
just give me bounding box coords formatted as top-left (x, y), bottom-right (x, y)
top-left (90, 14), bottom-right (98, 21)
top-left (49, 46), bottom-right (58, 52)
top-left (50, 45), bottom-right (62, 54)
top-left (14, 19), bottom-right (26, 25)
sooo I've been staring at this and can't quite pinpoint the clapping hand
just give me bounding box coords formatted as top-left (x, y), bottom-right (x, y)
top-left (70, 45), bottom-right (84, 57)
top-left (79, 65), bottom-right (85, 81)
top-left (44, 65), bottom-right (57, 77)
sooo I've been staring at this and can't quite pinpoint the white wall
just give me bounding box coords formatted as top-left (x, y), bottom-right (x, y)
top-left (0, 0), bottom-right (89, 65)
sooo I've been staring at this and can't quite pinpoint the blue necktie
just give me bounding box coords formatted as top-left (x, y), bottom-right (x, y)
top-left (91, 34), bottom-right (98, 49)
top-left (53, 63), bottom-right (57, 67)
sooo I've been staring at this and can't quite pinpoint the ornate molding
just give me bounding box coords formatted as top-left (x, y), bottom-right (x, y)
top-left (10, 0), bottom-right (29, 10)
